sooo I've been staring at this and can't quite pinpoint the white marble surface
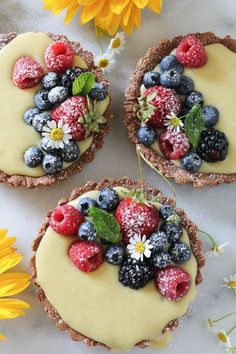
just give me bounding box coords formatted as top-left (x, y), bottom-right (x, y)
top-left (0, 0), bottom-right (236, 353)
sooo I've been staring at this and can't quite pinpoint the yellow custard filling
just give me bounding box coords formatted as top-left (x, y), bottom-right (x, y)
top-left (0, 32), bottom-right (109, 177)
top-left (35, 187), bottom-right (198, 351)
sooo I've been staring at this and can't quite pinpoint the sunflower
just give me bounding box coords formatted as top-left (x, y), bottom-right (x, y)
top-left (43, 0), bottom-right (162, 35)
top-left (0, 229), bottom-right (30, 340)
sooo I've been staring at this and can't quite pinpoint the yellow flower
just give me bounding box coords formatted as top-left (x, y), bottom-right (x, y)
top-left (0, 229), bottom-right (30, 340)
top-left (43, 0), bottom-right (162, 35)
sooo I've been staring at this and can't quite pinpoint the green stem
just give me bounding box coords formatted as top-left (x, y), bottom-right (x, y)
top-left (96, 26), bottom-right (111, 39)
top-left (95, 27), bottom-right (103, 55)
top-left (227, 323), bottom-right (236, 336)
top-left (198, 229), bottom-right (217, 248)
top-left (136, 147), bottom-right (145, 189)
top-left (209, 312), bottom-right (236, 324)
top-left (233, 288), bottom-right (236, 298)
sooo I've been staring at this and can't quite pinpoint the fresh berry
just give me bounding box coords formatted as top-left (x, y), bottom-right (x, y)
top-left (149, 231), bottom-right (168, 252)
top-left (159, 130), bottom-right (190, 160)
top-left (78, 221), bottom-right (97, 242)
top-left (151, 252), bottom-right (172, 269)
top-left (105, 244), bottom-right (126, 265)
top-left (97, 188), bottom-right (120, 212)
top-left (61, 67), bottom-right (84, 93)
top-left (52, 96), bottom-right (87, 141)
top-left (169, 242), bottom-right (192, 264)
top-left (115, 197), bottom-right (159, 244)
top-left (34, 89), bottom-right (53, 111)
top-left (40, 140), bottom-right (62, 156)
top-left (44, 41), bottom-right (74, 74)
top-left (181, 152), bottom-right (202, 172)
top-left (185, 91), bottom-right (204, 109)
top-left (161, 223), bottom-right (183, 243)
top-left (13, 56), bottom-right (44, 89)
top-left (61, 141), bottom-right (80, 162)
top-left (48, 86), bottom-right (69, 105)
top-left (159, 204), bottom-right (175, 220)
top-left (119, 257), bottom-right (153, 289)
top-left (155, 266), bottom-right (190, 301)
top-left (202, 105), bottom-right (219, 127)
top-left (176, 76), bottom-right (194, 96)
top-left (24, 146), bottom-right (43, 167)
top-left (137, 126), bottom-right (157, 146)
top-left (77, 197), bottom-right (98, 216)
top-left (69, 241), bottom-right (104, 272)
top-left (160, 55), bottom-right (184, 73)
top-left (32, 113), bottom-right (52, 133)
top-left (49, 205), bottom-right (84, 236)
top-left (23, 107), bottom-right (41, 125)
top-left (159, 69), bottom-right (181, 88)
top-left (42, 154), bottom-right (63, 174)
top-left (197, 128), bottom-right (229, 162)
top-left (144, 86), bottom-right (182, 128)
top-left (142, 71), bottom-right (160, 89)
top-left (88, 83), bottom-right (108, 101)
top-left (176, 36), bottom-right (207, 68)
top-left (42, 72), bottom-right (61, 90)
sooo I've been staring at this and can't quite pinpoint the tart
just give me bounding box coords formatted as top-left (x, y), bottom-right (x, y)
top-left (0, 32), bottom-right (111, 188)
top-left (31, 177), bottom-right (204, 351)
top-left (124, 32), bottom-right (236, 187)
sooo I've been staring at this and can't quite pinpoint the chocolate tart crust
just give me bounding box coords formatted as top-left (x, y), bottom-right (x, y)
top-left (124, 32), bottom-right (236, 188)
top-left (31, 176), bottom-right (205, 350)
top-left (0, 32), bottom-right (112, 188)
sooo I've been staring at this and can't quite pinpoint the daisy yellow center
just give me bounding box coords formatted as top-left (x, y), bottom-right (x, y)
top-left (98, 59), bottom-right (109, 68)
top-left (50, 128), bottom-right (64, 141)
top-left (171, 117), bottom-right (180, 126)
top-left (228, 281), bottom-right (236, 287)
top-left (135, 242), bottom-right (145, 254)
top-left (112, 38), bottom-right (121, 49)
top-left (218, 332), bottom-right (227, 343)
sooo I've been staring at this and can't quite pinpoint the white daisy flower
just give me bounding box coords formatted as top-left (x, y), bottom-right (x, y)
top-left (206, 243), bottom-right (229, 258)
top-left (164, 112), bottom-right (184, 132)
top-left (226, 347), bottom-right (236, 354)
top-left (95, 52), bottom-right (115, 73)
top-left (210, 327), bottom-right (232, 348)
top-left (222, 274), bottom-right (236, 289)
top-left (41, 120), bottom-right (72, 149)
top-left (127, 235), bottom-right (153, 262)
top-left (107, 32), bottom-right (126, 55)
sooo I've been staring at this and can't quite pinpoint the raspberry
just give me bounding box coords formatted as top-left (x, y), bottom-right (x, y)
top-left (69, 241), bottom-right (104, 272)
top-left (159, 130), bottom-right (190, 160)
top-left (52, 96), bottom-right (87, 141)
top-left (44, 41), bottom-right (74, 74)
top-left (49, 205), bottom-right (84, 236)
top-left (145, 86), bottom-right (182, 127)
top-left (176, 36), bottom-right (207, 68)
top-left (13, 56), bottom-right (44, 89)
top-left (155, 266), bottom-right (190, 301)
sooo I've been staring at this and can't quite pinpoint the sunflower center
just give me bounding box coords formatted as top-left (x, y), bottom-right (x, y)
top-left (112, 37), bottom-right (121, 49)
top-left (99, 59), bottom-right (109, 68)
top-left (135, 242), bottom-right (145, 254)
top-left (50, 128), bottom-right (64, 141)
top-left (171, 117), bottom-right (180, 126)
top-left (218, 332), bottom-right (227, 343)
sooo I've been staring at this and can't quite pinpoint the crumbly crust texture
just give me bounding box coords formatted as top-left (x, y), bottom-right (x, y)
top-left (0, 32), bottom-right (112, 188)
top-left (124, 32), bottom-right (236, 188)
top-left (31, 176), bottom-right (205, 349)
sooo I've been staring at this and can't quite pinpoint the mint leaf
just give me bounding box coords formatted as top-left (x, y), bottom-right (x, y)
top-left (72, 72), bottom-right (96, 96)
top-left (89, 207), bottom-right (121, 244)
top-left (184, 104), bottom-right (204, 149)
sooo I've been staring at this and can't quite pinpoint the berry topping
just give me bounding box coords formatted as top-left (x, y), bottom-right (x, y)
top-left (42, 154), bottom-right (63, 174)
top-left (160, 55), bottom-right (184, 73)
top-left (159, 69), bottom-right (181, 88)
top-left (155, 266), bottom-right (190, 301)
top-left (24, 146), bottom-right (43, 167)
top-left (105, 244), bottom-right (126, 265)
top-left (197, 128), bottom-right (229, 162)
top-left (176, 36), bottom-right (207, 68)
top-left (88, 83), bottom-right (108, 101)
top-left (34, 89), bottom-right (53, 111)
top-left (181, 152), bottom-right (202, 172)
top-left (48, 86), bottom-right (69, 105)
top-left (185, 91), bottom-right (204, 109)
top-left (149, 231), bottom-right (168, 253)
top-left (159, 204), bottom-right (175, 220)
top-left (42, 72), bottom-right (61, 90)
top-left (176, 76), bottom-right (194, 96)
top-left (119, 257), bottom-right (153, 289)
top-left (78, 221), bottom-right (97, 242)
top-left (50, 205), bottom-right (84, 236)
top-left (69, 240), bottom-right (104, 272)
top-left (32, 113), bottom-right (52, 133)
top-left (137, 125), bottom-right (157, 146)
top-left (77, 197), bottom-right (98, 216)
top-left (161, 223), bottom-right (183, 243)
top-left (97, 188), bottom-right (120, 212)
top-left (169, 242), bottom-right (192, 264)
top-left (13, 56), bottom-right (44, 89)
top-left (159, 130), bottom-right (190, 160)
top-left (142, 71), bottom-right (160, 89)
top-left (23, 107), bottom-right (41, 125)
top-left (202, 105), bottom-right (219, 128)
top-left (44, 41), bottom-right (74, 74)
top-left (61, 141), bottom-right (80, 162)
top-left (61, 67), bottom-right (84, 94)
top-left (151, 252), bottom-right (172, 269)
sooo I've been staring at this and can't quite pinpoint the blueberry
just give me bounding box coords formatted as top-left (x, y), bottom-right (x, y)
top-left (160, 69), bottom-right (181, 88)
top-left (97, 188), bottom-right (119, 211)
top-left (202, 105), bottom-right (219, 127)
top-left (24, 146), bottom-right (43, 167)
top-left (105, 244), bottom-right (126, 265)
top-left (40, 140), bottom-right (62, 156)
top-left (42, 154), bottom-right (63, 174)
top-left (88, 83), bottom-right (108, 101)
top-left (151, 252), bottom-right (172, 269)
top-left (161, 223), bottom-right (183, 243)
top-left (142, 71), bottom-right (160, 89)
top-left (78, 222), bottom-right (97, 242)
top-left (48, 86), bottom-right (69, 105)
top-left (42, 72), bottom-right (61, 90)
top-left (61, 141), bottom-right (80, 162)
top-left (23, 107), bottom-right (41, 125)
top-left (32, 113), bottom-right (52, 133)
top-left (185, 91), bottom-right (204, 109)
top-left (176, 76), bottom-right (194, 95)
top-left (159, 204), bottom-right (175, 220)
top-left (137, 126), bottom-right (157, 146)
top-left (169, 242), bottom-right (191, 264)
top-left (149, 231), bottom-right (168, 252)
top-left (78, 197), bottom-right (98, 216)
top-left (181, 152), bottom-right (202, 173)
top-left (34, 89), bottom-right (53, 111)
top-left (160, 55), bottom-right (184, 73)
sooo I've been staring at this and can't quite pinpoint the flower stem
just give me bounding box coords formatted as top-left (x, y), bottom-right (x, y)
top-left (96, 26), bottom-right (111, 39)
top-left (198, 229), bottom-right (217, 248)
top-left (209, 312), bottom-right (236, 324)
top-left (227, 324), bottom-right (236, 336)
top-left (95, 27), bottom-right (104, 55)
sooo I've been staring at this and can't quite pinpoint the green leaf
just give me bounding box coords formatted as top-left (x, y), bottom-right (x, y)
top-left (89, 207), bottom-right (121, 244)
top-left (72, 72), bottom-right (96, 96)
top-left (184, 104), bottom-right (204, 149)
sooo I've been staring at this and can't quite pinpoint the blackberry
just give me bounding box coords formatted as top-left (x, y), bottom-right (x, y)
top-left (197, 128), bottom-right (229, 162)
top-left (119, 258), bottom-right (153, 289)
top-left (61, 67), bottom-right (85, 93)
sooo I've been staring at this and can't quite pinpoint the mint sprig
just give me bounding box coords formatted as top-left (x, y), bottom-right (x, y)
top-left (184, 104), bottom-right (204, 149)
top-left (89, 207), bottom-right (121, 244)
top-left (72, 72), bottom-right (96, 96)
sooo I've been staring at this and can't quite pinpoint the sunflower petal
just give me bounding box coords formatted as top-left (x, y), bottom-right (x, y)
top-left (133, 0), bottom-right (148, 9)
top-left (0, 299), bottom-right (30, 320)
top-left (81, 0), bottom-right (106, 24)
top-left (0, 273), bottom-right (30, 297)
top-left (0, 253), bottom-right (23, 275)
top-left (147, 0), bottom-right (162, 13)
top-left (110, 0), bottom-right (130, 15)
